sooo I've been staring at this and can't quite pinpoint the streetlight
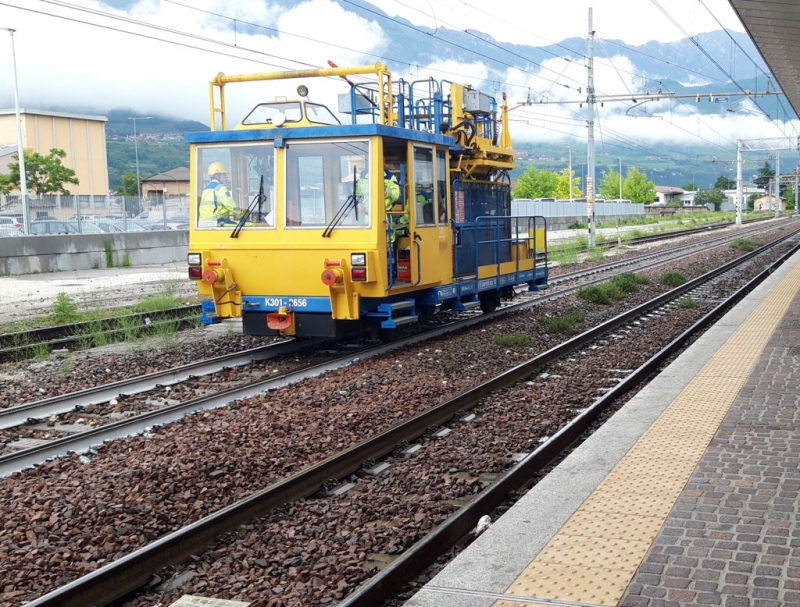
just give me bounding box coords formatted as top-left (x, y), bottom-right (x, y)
top-left (3, 28), bottom-right (29, 232)
top-left (128, 116), bottom-right (152, 204)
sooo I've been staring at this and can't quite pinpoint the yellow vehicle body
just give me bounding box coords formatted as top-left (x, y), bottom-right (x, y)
top-left (187, 63), bottom-right (548, 338)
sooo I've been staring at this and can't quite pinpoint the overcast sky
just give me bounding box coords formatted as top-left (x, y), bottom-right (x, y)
top-left (0, 0), bottom-right (795, 156)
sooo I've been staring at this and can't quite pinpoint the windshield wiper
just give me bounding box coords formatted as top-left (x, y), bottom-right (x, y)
top-left (231, 175), bottom-right (268, 238)
top-left (322, 166), bottom-right (359, 238)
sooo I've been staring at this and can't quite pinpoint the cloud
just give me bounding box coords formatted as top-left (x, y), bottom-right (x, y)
top-left (0, 0), bottom-right (388, 124)
top-left (0, 0), bottom-right (794, 152)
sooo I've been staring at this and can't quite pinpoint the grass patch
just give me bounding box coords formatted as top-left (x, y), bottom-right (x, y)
top-left (730, 238), bottom-right (761, 252)
top-left (3, 282), bottom-right (193, 335)
top-left (132, 281), bottom-right (182, 313)
top-left (104, 241), bottom-right (114, 268)
top-left (677, 298), bottom-right (699, 309)
top-left (60, 356), bottom-right (75, 374)
top-left (76, 320), bottom-right (109, 349)
top-left (549, 250), bottom-right (579, 266)
top-left (32, 343), bottom-right (50, 361)
top-left (115, 315), bottom-right (145, 342)
top-left (152, 320), bottom-right (181, 350)
top-left (587, 247), bottom-right (604, 262)
top-left (542, 312), bottom-right (585, 333)
top-left (494, 333), bottom-right (532, 347)
top-left (659, 270), bottom-right (687, 286)
top-left (576, 272), bottom-right (648, 305)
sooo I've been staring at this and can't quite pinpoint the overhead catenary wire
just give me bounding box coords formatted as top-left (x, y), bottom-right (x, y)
top-left (650, 0), bottom-right (794, 138)
top-left (2, 0), bottom-right (790, 171)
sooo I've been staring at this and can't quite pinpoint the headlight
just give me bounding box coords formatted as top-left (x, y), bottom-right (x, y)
top-left (350, 252), bottom-right (366, 266)
top-left (187, 252), bottom-right (202, 265)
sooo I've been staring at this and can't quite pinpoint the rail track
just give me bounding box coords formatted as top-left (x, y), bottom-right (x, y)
top-left (0, 305), bottom-right (202, 362)
top-left (9, 223), bottom-right (799, 607)
top-left (2, 220), bottom-right (795, 476)
top-left (0, 217), bottom-right (778, 364)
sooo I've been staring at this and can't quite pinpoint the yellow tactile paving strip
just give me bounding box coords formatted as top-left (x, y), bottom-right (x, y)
top-left (494, 261), bottom-right (800, 607)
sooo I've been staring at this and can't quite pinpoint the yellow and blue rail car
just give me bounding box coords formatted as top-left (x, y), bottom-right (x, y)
top-left (187, 63), bottom-right (548, 338)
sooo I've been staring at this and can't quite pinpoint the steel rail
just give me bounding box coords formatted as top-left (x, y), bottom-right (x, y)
top-left (0, 340), bottom-right (309, 430)
top-left (339, 235), bottom-right (800, 606)
top-left (23, 232), bottom-right (800, 607)
top-left (4, 225), bottom-right (797, 474)
top-left (0, 305), bottom-right (202, 361)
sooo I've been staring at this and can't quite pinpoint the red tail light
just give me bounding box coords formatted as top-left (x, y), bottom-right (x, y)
top-left (188, 267), bottom-right (203, 279)
top-left (351, 268), bottom-right (367, 281)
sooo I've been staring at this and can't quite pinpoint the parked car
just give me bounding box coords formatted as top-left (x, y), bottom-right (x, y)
top-left (0, 213), bottom-right (22, 229)
top-left (166, 214), bottom-right (190, 229)
top-left (87, 219), bottom-right (152, 233)
top-left (26, 220), bottom-right (105, 235)
top-left (0, 217), bottom-right (21, 236)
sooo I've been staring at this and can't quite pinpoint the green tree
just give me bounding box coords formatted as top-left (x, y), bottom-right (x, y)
top-left (599, 168), bottom-right (623, 199)
top-left (753, 161), bottom-right (774, 190)
top-left (694, 188), bottom-right (725, 211)
top-left (682, 181), bottom-right (697, 191)
top-left (512, 166), bottom-right (558, 199)
top-left (714, 175), bottom-right (735, 190)
top-left (116, 170), bottom-right (140, 196)
top-left (623, 167), bottom-right (656, 203)
top-left (553, 167), bottom-right (581, 199)
top-left (0, 148), bottom-right (79, 196)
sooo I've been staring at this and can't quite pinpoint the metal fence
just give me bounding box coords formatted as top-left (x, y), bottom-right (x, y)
top-left (511, 199), bottom-right (646, 218)
top-left (0, 194), bottom-right (191, 235)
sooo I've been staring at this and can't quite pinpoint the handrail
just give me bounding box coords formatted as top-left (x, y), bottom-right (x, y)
top-left (208, 62), bottom-right (394, 130)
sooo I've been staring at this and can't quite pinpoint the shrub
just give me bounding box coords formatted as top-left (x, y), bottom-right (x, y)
top-left (659, 270), bottom-right (687, 286)
top-left (576, 284), bottom-right (612, 304)
top-left (678, 298), bottom-right (699, 309)
top-left (50, 293), bottom-right (80, 325)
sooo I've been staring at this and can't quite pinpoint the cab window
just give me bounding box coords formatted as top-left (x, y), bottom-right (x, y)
top-left (305, 103), bottom-right (341, 126)
top-left (437, 149), bottom-right (449, 223)
top-left (242, 103), bottom-right (303, 126)
top-left (284, 140), bottom-right (370, 228)
top-left (413, 146), bottom-right (435, 226)
top-left (196, 143), bottom-right (275, 229)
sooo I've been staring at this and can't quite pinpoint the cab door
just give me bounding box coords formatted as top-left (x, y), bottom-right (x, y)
top-left (408, 145), bottom-right (451, 285)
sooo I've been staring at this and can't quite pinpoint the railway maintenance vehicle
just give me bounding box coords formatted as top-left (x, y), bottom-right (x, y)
top-left (186, 62), bottom-right (548, 338)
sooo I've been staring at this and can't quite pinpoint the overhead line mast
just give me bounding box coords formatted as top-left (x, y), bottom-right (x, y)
top-left (587, 8), bottom-right (596, 248)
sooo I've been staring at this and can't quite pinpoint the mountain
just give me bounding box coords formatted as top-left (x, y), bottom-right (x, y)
top-left (103, 109), bottom-right (209, 138)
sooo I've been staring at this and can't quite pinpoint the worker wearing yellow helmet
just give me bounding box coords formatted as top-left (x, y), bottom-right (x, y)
top-left (199, 162), bottom-right (241, 226)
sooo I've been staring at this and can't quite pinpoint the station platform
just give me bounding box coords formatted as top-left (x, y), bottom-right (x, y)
top-left (407, 251), bottom-right (800, 607)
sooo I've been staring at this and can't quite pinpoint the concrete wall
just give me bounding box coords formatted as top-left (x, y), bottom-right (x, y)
top-left (0, 230), bottom-right (188, 275)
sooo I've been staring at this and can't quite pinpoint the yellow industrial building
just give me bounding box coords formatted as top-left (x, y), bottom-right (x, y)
top-left (0, 108), bottom-right (109, 196)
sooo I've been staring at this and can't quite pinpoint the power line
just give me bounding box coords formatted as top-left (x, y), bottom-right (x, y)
top-left (650, 0), bottom-right (792, 138)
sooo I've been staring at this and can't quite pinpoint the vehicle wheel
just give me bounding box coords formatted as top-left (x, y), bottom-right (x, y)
top-left (377, 328), bottom-right (399, 343)
top-left (417, 305), bottom-right (436, 324)
top-left (479, 291), bottom-right (500, 314)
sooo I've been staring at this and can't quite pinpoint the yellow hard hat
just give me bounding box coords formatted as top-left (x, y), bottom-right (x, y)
top-left (208, 162), bottom-right (228, 177)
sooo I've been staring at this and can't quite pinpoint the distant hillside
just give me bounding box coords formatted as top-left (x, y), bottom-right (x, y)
top-left (104, 109), bottom-right (209, 138)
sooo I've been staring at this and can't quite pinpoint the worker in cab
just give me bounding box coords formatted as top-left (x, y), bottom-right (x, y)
top-left (417, 191), bottom-right (434, 224)
top-left (199, 162), bottom-right (242, 226)
top-left (382, 169), bottom-right (406, 243)
top-left (355, 168), bottom-right (405, 238)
